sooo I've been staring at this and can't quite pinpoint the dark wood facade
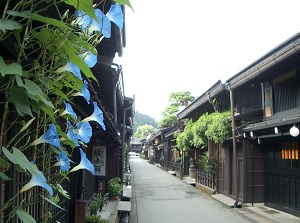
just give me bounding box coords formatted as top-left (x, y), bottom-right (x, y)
top-left (225, 31), bottom-right (300, 215)
top-left (174, 31), bottom-right (300, 217)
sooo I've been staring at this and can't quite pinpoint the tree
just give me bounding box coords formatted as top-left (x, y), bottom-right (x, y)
top-left (160, 91), bottom-right (195, 128)
top-left (133, 124), bottom-right (157, 138)
top-left (133, 111), bottom-right (159, 134)
top-left (176, 111), bottom-right (231, 152)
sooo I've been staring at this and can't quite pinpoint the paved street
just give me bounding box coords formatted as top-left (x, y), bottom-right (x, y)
top-left (129, 157), bottom-right (255, 223)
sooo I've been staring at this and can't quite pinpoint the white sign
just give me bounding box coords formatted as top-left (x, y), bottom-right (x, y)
top-left (92, 146), bottom-right (106, 176)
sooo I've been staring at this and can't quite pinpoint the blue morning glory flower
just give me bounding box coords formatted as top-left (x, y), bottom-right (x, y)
top-left (31, 124), bottom-right (60, 148)
top-left (20, 171), bottom-right (53, 195)
top-left (56, 151), bottom-right (70, 172)
top-left (89, 9), bottom-right (111, 38)
top-left (75, 10), bottom-right (92, 31)
top-left (106, 3), bottom-right (124, 29)
top-left (67, 121), bottom-right (79, 146)
top-left (71, 80), bottom-right (91, 104)
top-left (70, 148), bottom-right (95, 175)
top-left (81, 80), bottom-right (90, 104)
top-left (55, 62), bottom-right (82, 80)
top-left (81, 102), bottom-right (106, 130)
top-left (76, 121), bottom-right (92, 143)
top-left (60, 101), bottom-right (77, 120)
top-left (81, 50), bottom-right (97, 68)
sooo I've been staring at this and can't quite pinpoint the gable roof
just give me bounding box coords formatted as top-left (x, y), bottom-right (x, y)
top-left (177, 80), bottom-right (225, 119)
top-left (226, 31), bottom-right (300, 89)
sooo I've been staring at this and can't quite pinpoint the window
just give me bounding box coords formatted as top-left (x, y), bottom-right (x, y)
top-left (281, 142), bottom-right (299, 160)
top-left (262, 69), bottom-right (298, 118)
top-left (262, 82), bottom-right (273, 117)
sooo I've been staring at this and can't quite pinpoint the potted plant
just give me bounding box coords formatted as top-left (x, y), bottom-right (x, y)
top-left (85, 214), bottom-right (102, 223)
top-left (88, 193), bottom-right (109, 215)
top-left (107, 177), bottom-right (123, 200)
top-left (85, 214), bottom-right (111, 223)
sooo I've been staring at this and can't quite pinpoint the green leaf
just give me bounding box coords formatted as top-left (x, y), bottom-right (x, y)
top-left (32, 13), bottom-right (72, 29)
top-left (9, 87), bottom-right (33, 117)
top-left (114, 0), bottom-right (134, 11)
top-left (23, 79), bottom-right (54, 108)
top-left (57, 184), bottom-right (70, 199)
top-left (2, 147), bottom-right (41, 177)
top-left (55, 124), bottom-right (76, 148)
top-left (13, 28), bottom-right (22, 45)
top-left (6, 10), bottom-right (31, 18)
top-left (61, 73), bottom-right (83, 91)
top-left (0, 56), bottom-right (22, 76)
top-left (16, 207), bottom-right (36, 223)
top-left (0, 19), bottom-right (22, 31)
top-left (63, 0), bottom-right (97, 20)
top-left (0, 157), bottom-right (10, 170)
top-left (0, 172), bottom-right (12, 181)
top-left (41, 195), bottom-right (66, 211)
top-left (19, 117), bottom-right (36, 133)
top-left (33, 28), bottom-right (51, 44)
top-left (64, 47), bottom-right (97, 83)
top-left (52, 88), bottom-right (69, 101)
top-left (30, 100), bottom-right (55, 122)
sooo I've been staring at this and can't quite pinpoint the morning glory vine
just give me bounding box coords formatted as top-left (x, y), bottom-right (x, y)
top-left (0, 0), bottom-right (132, 222)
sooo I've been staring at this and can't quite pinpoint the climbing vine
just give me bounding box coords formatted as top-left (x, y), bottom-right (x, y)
top-left (0, 0), bottom-right (132, 222)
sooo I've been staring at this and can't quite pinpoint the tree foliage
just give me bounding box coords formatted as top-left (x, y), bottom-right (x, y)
top-left (133, 111), bottom-right (159, 134)
top-left (133, 124), bottom-right (157, 138)
top-left (169, 91), bottom-right (195, 106)
top-left (160, 91), bottom-right (195, 128)
top-left (176, 111), bottom-right (231, 152)
top-left (175, 120), bottom-right (193, 151)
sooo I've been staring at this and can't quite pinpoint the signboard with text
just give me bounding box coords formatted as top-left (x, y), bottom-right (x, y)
top-left (92, 146), bottom-right (106, 176)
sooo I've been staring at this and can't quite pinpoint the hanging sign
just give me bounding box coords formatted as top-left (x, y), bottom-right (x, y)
top-left (92, 146), bottom-right (106, 176)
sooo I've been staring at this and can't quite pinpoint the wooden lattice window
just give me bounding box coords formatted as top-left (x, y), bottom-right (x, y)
top-left (262, 69), bottom-right (298, 118)
top-left (281, 142), bottom-right (299, 160)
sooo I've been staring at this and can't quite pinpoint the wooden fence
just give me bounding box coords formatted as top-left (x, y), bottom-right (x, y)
top-left (195, 168), bottom-right (216, 191)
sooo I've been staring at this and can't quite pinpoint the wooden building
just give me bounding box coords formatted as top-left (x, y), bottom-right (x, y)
top-left (224, 31), bottom-right (300, 215)
top-left (0, 1), bottom-right (134, 222)
top-left (175, 31), bottom-right (300, 217)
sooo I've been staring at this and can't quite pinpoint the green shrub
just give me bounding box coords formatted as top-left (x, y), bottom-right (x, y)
top-left (107, 177), bottom-right (122, 197)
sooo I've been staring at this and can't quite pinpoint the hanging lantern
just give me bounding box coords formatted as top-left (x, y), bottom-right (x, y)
top-left (290, 125), bottom-right (299, 137)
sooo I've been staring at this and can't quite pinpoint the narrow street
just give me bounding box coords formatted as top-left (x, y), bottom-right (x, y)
top-left (129, 157), bottom-right (254, 223)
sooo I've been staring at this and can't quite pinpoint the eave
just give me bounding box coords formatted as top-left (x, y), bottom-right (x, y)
top-left (226, 31), bottom-right (300, 89)
top-left (177, 80), bottom-right (225, 120)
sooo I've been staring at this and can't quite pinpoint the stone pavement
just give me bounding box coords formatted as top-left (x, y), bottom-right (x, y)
top-left (180, 175), bottom-right (300, 223)
top-left (211, 193), bottom-right (300, 223)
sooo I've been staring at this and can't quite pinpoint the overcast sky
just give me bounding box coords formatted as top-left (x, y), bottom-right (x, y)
top-left (115, 0), bottom-right (300, 121)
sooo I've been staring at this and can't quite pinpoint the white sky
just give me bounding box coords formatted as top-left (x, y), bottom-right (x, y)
top-left (115, 0), bottom-right (300, 121)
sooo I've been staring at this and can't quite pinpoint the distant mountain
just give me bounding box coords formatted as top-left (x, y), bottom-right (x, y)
top-left (133, 111), bottom-right (160, 134)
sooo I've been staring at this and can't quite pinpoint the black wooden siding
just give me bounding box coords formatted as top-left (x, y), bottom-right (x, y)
top-left (265, 137), bottom-right (300, 215)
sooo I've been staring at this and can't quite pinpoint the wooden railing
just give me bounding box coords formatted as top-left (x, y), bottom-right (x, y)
top-left (195, 168), bottom-right (216, 191)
